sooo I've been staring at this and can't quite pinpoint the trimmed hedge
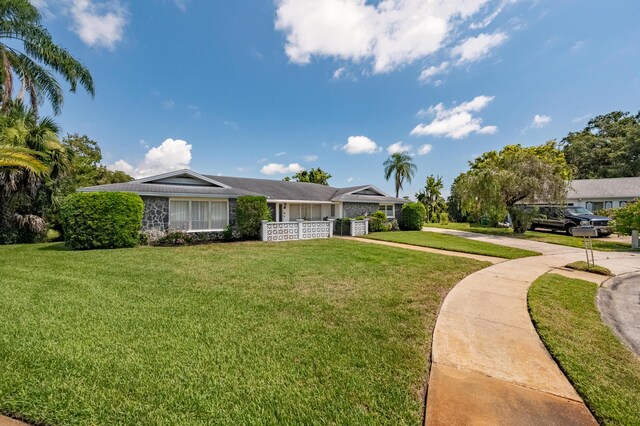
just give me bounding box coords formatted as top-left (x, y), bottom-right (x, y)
top-left (400, 202), bottom-right (426, 231)
top-left (236, 195), bottom-right (270, 239)
top-left (61, 192), bottom-right (144, 249)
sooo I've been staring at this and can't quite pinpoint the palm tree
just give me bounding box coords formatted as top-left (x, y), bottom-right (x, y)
top-left (0, 102), bottom-right (66, 243)
top-left (416, 175), bottom-right (445, 222)
top-left (0, 1), bottom-right (94, 115)
top-left (0, 144), bottom-right (46, 172)
top-left (383, 152), bottom-right (417, 198)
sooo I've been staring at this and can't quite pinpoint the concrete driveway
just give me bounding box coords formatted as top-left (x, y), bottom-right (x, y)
top-left (598, 272), bottom-right (640, 356)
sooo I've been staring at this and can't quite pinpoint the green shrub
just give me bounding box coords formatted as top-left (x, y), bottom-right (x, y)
top-left (236, 196), bottom-right (270, 239)
top-left (61, 192), bottom-right (144, 249)
top-left (369, 210), bottom-right (388, 232)
top-left (612, 201), bottom-right (640, 235)
top-left (223, 224), bottom-right (234, 240)
top-left (508, 206), bottom-right (535, 234)
top-left (156, 230), bottom-right (194, 246)
top-left (400, 202), bottom-right (426, 231)
top-left (334, 218), bottom-right (351, 236)
top-left (439, 212), bottom-right (449, 224)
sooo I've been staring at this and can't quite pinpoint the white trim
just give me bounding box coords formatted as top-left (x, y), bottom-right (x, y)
top-left (338, 185), bottom-right (390, 197)
top-left (76, 189), bottom-right (236, 199)
top-left (169, 197), bottom-right (229, 232)
top-left (379, 203), bottom-right (395, 218)
top-left (135, 169), bottom-right (231, 188)
top-left (267, 199), bottom-right (337, 204)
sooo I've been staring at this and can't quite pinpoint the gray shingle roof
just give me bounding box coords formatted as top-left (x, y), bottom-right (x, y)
top-left (209, 175), bottom-right (341, 201)
top-left (567, 177), bottom-right (640, 199)
top-left (79, 170), bottom-right (408, 204)
top-left (78, 182), bottom-right (259, 197)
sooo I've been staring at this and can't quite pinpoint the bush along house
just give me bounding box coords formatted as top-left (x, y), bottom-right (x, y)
top-left (78, 169), bottom-right (407, 241)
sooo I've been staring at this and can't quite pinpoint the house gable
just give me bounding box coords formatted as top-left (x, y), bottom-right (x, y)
top-left (136, 169), bottom-right (230, 188)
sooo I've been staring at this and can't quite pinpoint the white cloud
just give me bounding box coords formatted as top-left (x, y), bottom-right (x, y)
top-left (571, 40), bottom-right (585, 52)
top-left (260, 163), bottom-right (304, 175)
top-left (303, 154), bottom-right (318, 162)
top-left (274, 151), bottom-right (287, 157)
top-left (346, 177), bottom-right (354, 183)
top-left (107, 138), bottom-right (192, 178)
top-left (275, 0), bottom-right (494, 74)
top-left (411, 95), bottom-right (497, 139)
top-left (387, 141), bottom-right (412, 154)
top-left (572, 113), bottom-right (592, 123)
top-left (107, 159), bottom-right (134, 175)
top-left (69, 0), bottom-right (127, 49)
top-left (451, 32), bottom-right (507, 63)
top-left (419, 61), bottom-right (449, 83)
top-left (162, 99), bottom-right (175, 109)
top-left (224, 120), bottom-right (239, 130)
top-left (531, 114), bottom-right (552, 128)
top-left (173, 0), bottom-right (188, 12)
top-left (333, 67), bottom-right (346, 79)
top-left (341, 135), bottom-right (381, 154)
top-left (417, 144), bottom-right (433, 155)
top-left (187, 105), bottom-right (201, 118)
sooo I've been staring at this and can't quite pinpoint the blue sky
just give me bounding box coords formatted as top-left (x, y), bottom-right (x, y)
top-left (33, 0), bottom-right (640, 197)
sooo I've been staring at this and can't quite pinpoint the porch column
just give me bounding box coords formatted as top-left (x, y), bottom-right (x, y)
top-left (328, 219), bottom-right (335, 238)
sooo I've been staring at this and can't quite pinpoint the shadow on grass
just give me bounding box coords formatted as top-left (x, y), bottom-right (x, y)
top-left (37, 242), bottom-right (72, 251)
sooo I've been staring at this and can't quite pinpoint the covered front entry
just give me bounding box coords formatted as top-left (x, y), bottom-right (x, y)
top-left (274, 202), bottom-right (335, 222)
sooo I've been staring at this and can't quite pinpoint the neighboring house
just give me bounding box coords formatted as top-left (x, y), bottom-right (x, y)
top-left (567, 177), bottom-right (640, 211)
top-left (79, 169), bottom-right (406, 237)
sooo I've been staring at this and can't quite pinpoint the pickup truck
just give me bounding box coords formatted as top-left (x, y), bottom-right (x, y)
top-left (527, 205), bottom-right (612, 236)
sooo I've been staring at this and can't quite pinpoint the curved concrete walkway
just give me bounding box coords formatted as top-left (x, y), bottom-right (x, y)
top-left (423, 227), bottom-right (640, 425)
top-left (340, 236), bottom-right (507, 264)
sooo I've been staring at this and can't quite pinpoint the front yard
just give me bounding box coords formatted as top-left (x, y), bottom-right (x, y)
top-left (362, 231), bottom-right (539, 259)
top-left (528, 274), bottom-right (640, 425)
top-left (424, 222), bottom-right (634, 252)
top-left (0, 239), bottom-right (487, 425)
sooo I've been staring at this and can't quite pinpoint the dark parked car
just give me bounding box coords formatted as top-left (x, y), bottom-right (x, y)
top-left (525, 205), bottom-right (612, 236)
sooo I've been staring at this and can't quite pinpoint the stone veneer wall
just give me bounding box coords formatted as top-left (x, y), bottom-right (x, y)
top-left (343, 202), bottom-right (380, 218)
top-left (395, 203), bottom-right (403, 223)
top-left (141, 196), bottom-right (169, 231)
top-left (141, 196), bottom-right (239, 240)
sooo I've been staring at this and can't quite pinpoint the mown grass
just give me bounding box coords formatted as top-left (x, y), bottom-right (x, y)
top-left (0, 239), bottom-right (487, 425)
top-left (565, 261), bottom-right (612, 276)
top-left (361, 231), bottom-right (539, 259)
top-left (425, 222), bottom-right (633, 252)
top-left (528, 274), bottom-right (640, 425)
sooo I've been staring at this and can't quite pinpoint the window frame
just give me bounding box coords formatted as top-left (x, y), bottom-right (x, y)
top-left (168, 198), bottom-right (229, 232)
top-left (379, 203), bottom-right (395, 218)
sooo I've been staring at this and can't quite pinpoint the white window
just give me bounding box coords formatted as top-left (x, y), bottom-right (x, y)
top-left (604, 201), bottom-right (613, 209)
top-left (380, 204), bottom-right (395, 218)
top-left (169, 199), bottom-right (228, 231)
top-left (287, 204), bottom-right (332, 221)
top-left (620, 201), bottom-right (628, 207)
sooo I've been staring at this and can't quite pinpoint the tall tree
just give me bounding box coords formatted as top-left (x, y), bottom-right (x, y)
top-left (0, 0), bottom-right (94, 114)
top-left (383, 152), bottom-right (417, 198)
top-left (0, 143), bottom-right (45, 172)
top-left (561, 111), bottom-right (640, 179)
top-left (284, 167), bottom-right (332, 185)
top-left (45, 133), bottom-right (132, 231)
top-left (452, 142), bottom-right (571, 233)
top-left (0, 102), bottom-right (66, 243)
top-left (416, 175), bottom-right (445, 222)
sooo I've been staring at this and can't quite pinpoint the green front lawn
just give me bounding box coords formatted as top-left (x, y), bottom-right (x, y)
top-left (425, 222), bottom-right (633, 252)
top-left (362, 231), bottom-right (539, 259)
top-left (528, 274), bottom-right (640, 425)
top-left (0, 240), bottom-right (487, 425)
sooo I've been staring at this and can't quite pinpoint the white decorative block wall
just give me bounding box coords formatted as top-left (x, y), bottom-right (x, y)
top-left (261, 220), bottom-right (334, 242)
